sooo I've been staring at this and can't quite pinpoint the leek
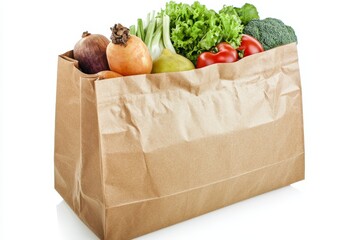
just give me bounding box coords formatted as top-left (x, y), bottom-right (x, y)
top-left (149, 23), bottom-right (164, 60)
top-left (162, 14), bottom-right (176, 53)
top-left (144, 12), bottom-right (156, 47)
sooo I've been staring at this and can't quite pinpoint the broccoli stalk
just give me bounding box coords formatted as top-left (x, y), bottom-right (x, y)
top-left (243, 18), bottom-right (297, 50)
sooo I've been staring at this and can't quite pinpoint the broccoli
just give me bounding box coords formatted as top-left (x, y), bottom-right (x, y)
top-left (243, 18), bottom-right (297, 50)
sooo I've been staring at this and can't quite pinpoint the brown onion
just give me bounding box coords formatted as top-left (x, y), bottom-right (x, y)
top-left (73, 31), bottom-right (110, 74)
top-left (96, 70), bottom-right (122, 80)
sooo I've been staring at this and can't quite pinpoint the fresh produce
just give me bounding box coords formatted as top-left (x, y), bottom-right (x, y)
top-left (234, 3), bottom-right (259, 25)
top-left (136, 18), bottom-right (145, 41)
top-left (244, 18), bottom-right (297, 50)
top-left (106, 24), bottom-right (152, 76)
top-left (152, 49), bottom-right (195, 73)
top-left (196, 42), bottom-right (238, 68)
top-left (73, 32), bottom-right (110, 74)
top-left (162, 14), bottom-right (176, 53)
top-left (130, 13), bottom-right (176, 60)
top-left (148, 23), bottom-right (165, 60)
top-left (71, 1), bottom-right (298, 76)
top-left (163, 1), bottom-right (244, 64)
top-left (237, 34), bottom-right (264, 58)
top-left (96, 70), bottom-right (122, 80)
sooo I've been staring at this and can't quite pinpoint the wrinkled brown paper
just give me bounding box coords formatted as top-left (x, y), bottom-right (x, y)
top-left (55, 43), bottom-right (304, 240)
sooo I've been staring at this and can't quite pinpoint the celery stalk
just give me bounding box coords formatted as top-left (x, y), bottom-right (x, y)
top-left (144, 14), bottom-right (156, 48)
top-left (144, 11), bottom-right (155, 37)
top-left (136, 18), bottom-right (145, 41)
top-left (144, 12), bottom-right (151, 30)
top-left (129, 25), bottom-right (136, 35)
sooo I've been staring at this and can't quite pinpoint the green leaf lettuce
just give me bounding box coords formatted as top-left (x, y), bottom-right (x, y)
top-left (163, 1), bottom-right (243, 64)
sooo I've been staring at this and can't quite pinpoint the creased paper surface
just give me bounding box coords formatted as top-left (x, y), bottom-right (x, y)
top-left (55, 43), bottom-right (304, 240)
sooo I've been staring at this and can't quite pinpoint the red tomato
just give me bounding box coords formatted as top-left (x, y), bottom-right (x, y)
top-left (196, 42), bottom-right (239, 68)
top-left (237, 34), bottom-right (264, 58)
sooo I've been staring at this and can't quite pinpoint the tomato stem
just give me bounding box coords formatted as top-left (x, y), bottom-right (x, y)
top-left (237, 49), bottom-right (245, 59)
top-left (211, 46), bottom-right (219, 53)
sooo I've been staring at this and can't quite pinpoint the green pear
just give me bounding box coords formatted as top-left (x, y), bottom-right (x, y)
top-left (152, 49), bottom-right (195, 73)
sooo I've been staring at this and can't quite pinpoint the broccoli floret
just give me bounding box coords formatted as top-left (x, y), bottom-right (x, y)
top-left (243, 18), bottom-right (297, 50)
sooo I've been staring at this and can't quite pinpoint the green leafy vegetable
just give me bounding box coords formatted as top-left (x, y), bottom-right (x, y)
top-left (218, 6), bottom-right (243, 48)
top-left (235, 3), bottom-right (259, 25)
top-left (244, 17), bottom-right (297, 50)
top-left (163, 1), bottom-right (243, 64)
top-left (132, 1), bottom-right (266, 63)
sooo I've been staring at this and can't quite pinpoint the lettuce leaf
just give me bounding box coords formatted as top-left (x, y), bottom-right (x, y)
top-left (163, 1), bottom-right (243, 64)
top-left (218, 6), bottom-right (243, 49)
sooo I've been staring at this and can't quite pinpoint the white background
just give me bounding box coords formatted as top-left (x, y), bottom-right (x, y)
top-left (1, 0), bottom-right (360, 239)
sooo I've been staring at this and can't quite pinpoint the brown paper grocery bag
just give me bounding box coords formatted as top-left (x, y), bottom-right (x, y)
top-left (55, 43), bottom-right (304, 240)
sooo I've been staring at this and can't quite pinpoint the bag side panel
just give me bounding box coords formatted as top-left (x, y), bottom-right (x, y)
top-left (79, 77), bottom-right (106, 238)
top-left (55, 53), bottom-right (105, 239)
top-left (54, 54), bottom-right (82, 212)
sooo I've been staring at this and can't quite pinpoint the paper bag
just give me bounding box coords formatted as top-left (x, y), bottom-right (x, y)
top-left (54, 43), bottom-right (304, 240)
